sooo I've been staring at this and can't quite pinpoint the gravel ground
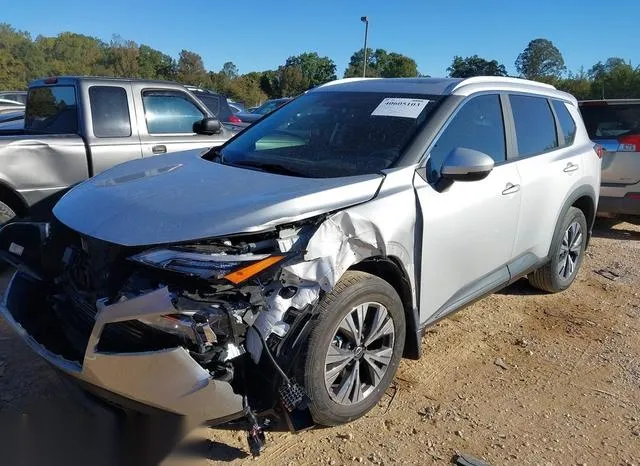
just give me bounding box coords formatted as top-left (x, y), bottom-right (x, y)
top-left (1, 221), bottom-right (639, 465)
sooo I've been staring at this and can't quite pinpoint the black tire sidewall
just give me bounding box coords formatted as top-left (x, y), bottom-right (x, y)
top-left (548, 207), bottom-right (588, 290)
top-left (303, 273), bottom-right (406, 426)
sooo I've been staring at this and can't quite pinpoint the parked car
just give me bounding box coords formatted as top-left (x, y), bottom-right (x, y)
top-left (184, 85), bottom-right (245, 130)
top-left (228, 100), bottom-right (247, 113)
top-left (579, 99), bottom-right (640, 219)
top-left (0, 110), bottom-right (24, 125)
top-left (0, 90), bottom-right (27, 104)
top-left (0, 76), bottom-right (235, 224)
top-left (235, 97), bottom-right (292, 124)
top-left (0, 77), bottom-right (600, 458)
top-left (0, 98), bottom-right (24, 115)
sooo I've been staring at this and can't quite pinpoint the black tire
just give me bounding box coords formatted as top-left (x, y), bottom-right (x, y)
top-left (302, 271), bottom-right (405, 426)
top-left (529, 207), bottom-right (588, 293)
top-left (0, 200), bottom-right (16, 225)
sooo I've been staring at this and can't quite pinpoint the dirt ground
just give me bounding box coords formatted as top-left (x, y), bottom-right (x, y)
top-left (1, 221), bottom-right (639, 465)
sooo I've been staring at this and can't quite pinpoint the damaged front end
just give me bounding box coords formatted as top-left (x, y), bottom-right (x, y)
top-left (0, 217), bottom-right (335, 448)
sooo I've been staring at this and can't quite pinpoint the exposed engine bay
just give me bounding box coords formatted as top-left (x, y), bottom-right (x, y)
top-left (0, 210), bottom-right (386, 455)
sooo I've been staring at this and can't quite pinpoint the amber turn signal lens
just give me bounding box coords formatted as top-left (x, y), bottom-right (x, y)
top-left (224, 255), bottom-right (285, 284)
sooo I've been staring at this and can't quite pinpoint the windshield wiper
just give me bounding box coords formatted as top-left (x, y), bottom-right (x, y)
top-left (225, 160), bottom-right (307, 177)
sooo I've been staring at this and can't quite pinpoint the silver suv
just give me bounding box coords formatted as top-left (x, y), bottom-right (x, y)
top-left (0, 77), bottom-right (601, 451)
top-left (580, 99), bottom-right (640, 219)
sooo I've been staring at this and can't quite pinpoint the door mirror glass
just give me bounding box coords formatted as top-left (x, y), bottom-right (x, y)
top-left (193, 117), bottom-right (221, 135)
top-left (441, 147), bottom-right (495, 182)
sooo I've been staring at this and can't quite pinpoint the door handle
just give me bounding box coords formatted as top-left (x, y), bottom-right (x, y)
top-left (152, 145), bottom-right (167, 154)
top-left (502, 182), bottom-right (520, 195)
top-left (563, 162), bottom-right (579, 173)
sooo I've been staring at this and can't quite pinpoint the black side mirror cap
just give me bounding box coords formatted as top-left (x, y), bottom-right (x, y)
top-left (193, 117), bottom-right (222, 135)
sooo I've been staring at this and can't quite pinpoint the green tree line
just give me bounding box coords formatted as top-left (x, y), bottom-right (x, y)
top-left (1, 24), bottom-right (639, 105)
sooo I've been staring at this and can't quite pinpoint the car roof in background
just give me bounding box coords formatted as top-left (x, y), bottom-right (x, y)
top-left (579, 99), bottom-right (640, 105)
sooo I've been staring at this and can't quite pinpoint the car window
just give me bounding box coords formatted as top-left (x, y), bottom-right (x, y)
top-left (579, 103), bottom-right (640, 139)
top-left (552, 100), bottom-right (577, 147)
top-left (510, 95), bottom-right (558, 158)
top-left (219, 91), bottom-right (441, 178)
top-left (195, 93), bottom-right (220, 116)
top-left (427, 94), bottom-right (505, 181)
top-left (142, 90), bottom-right (205, 134)
top-left (89, 86), bottom-right (131, 138)
top-left (25, 86), bottom-right (78, 134)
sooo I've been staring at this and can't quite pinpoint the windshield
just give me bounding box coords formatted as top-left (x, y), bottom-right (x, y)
top-left (580, 102), bottom-right (640, 139)
top-left (217, 91), bottom-right (439, 178)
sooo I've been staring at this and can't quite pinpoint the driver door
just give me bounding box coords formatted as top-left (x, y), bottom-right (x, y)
top-left (414, 94), bottom-right (522, 324)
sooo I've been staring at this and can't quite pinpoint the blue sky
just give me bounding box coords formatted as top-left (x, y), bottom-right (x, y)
top-left (4, 0), bottom-right (640, 77)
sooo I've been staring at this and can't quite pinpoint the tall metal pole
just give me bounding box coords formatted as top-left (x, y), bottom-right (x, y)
top-left (361, 16), bottom-right (369, 78)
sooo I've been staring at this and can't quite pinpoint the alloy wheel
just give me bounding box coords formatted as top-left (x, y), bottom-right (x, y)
top-left (558, 221), bottom-right (583, 280)
top-left (324, 302), bottom-right (395, 405)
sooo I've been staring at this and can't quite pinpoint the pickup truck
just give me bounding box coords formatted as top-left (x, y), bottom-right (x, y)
top-left (0, 76), bottom-right (234, 223)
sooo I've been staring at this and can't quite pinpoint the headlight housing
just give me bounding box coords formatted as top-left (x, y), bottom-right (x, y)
top-left (129, 247), bottom-right (284, 283)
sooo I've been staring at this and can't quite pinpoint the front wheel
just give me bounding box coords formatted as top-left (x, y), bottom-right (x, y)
top-left (0, 200), bottom-right (16, 226)
top-left (529, 206), bottom-right (587, 293)
top-left (302, 271), bottom-right (405, 426)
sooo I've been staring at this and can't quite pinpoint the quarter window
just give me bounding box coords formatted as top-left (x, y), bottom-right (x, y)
top-left (510, 95), bottom-right (558, 157)
top-left (552, 100), bottom-right (577, 147)
top-left (25, 86), bottom-right (78, 134)
top-left (428, 94), bottom-right (506, 181)
top-left (89, 86), bottom-right (131, 138)
top-left (142, 90), bottom-right (205, 134)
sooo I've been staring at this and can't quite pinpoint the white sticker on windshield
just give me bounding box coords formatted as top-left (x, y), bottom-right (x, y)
top-left (371, 98), bottom-right (430, 118)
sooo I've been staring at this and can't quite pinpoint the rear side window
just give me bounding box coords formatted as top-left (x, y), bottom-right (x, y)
top-left (25, 86), bottom-right (78, 134)
top-left (428, 94), bottom-right (506, 181)
top-left (580, 103), bottom-right (640, 139)
top-left (552, 100), bottom-right (576, 147)
top-left (142, 90), bottom-right (205, 134)
top-left (89, 86), bottom-right (131, 138)
top-left (510, 95), bottom-right (558, 158)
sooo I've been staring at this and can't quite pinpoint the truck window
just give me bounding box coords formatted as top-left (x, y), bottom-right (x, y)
top-left (142, 90), bottom-right (205, 134)
top-left (89, 86), bottom-right (132, 138)
top-left (25, 86), bottom-right (78, 134)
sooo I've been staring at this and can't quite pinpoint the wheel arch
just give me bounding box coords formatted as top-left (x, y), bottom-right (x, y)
top-left (350, 256), bottom-right (421, 360)
top-left (550, 184), bottom-right (596, 256)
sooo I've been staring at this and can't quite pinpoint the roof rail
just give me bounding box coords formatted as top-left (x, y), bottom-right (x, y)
top-left (316, 77), bottom-right (379, 88)
top-left (452, 76), bottom-right (556, 92)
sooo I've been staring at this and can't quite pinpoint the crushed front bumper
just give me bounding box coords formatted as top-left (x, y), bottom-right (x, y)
top-left (0, 271), bottom-right (244, 424)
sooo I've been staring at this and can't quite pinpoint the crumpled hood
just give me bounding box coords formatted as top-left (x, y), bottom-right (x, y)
top-left (53, 149), bottom-right (384, 246)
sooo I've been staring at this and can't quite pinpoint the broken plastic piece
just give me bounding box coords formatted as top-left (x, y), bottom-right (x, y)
top-left (452, 453), bottom-right (490, 466)
top-left (244, 406), bottom-right (266, 457)
top-left (278, 380), bottom-right (309, 412)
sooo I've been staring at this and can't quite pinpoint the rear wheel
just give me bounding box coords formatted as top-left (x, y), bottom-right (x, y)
top-left (529, 207), bottom-right (587, 293)
top-left (302, 271), bottom-right (405, 426)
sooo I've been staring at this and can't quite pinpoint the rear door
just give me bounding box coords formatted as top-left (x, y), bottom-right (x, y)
top-left (82, 83), bottom-right (143, 175)
top-left (508, 95), bottom-right (584, 263)
top-left (131, 85), bottom-right (228, 156)
top-left (579, 101), bottom-right (640, 185)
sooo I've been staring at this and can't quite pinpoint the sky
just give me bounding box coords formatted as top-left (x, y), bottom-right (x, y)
top-left (4, 0), bottom-right (640, 78)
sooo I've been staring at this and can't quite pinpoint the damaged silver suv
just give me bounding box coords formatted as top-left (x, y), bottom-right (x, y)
top-left (0, 77), bottom-right (600, 450)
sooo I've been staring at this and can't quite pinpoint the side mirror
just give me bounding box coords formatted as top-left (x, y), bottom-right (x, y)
top-left (441, 147), bottom-right (495, 182)
top-left (193, 117), bottom-right (221, 135)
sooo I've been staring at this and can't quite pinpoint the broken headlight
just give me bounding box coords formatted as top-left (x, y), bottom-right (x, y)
top-left (129, 248), bottom-right (284, 283)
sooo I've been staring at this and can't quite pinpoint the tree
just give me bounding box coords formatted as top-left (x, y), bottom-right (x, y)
top-left (176, 49), bottom-right (207, 85)
top-left (515, 38), bottom-right (565, 80)
top-left (35, 32), bottom-right (110, 76)
top-left (139, 45), bottom-right (176, 80)
top-left (106, 35), bottom-right (140, 78)
top-left (447, 55), bottom-right (507, 78)
top-left (284, 52), bottom-right (336, 89)
top-left (221, 61), bottom-right (239, 79)
top-left (379, 52), bottom-right (418, 77)
top-left (588, 58), bottom-right (640, 99)
top-left (344, 48), bottom-right (382, 77)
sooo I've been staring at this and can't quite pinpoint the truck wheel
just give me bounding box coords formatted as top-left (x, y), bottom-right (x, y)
top-left (0, 200), bottom-right (16, 225)
top-left (302, 271), bottom-right (405, 426)
top-left (529, 207), bottom-right (587, 293)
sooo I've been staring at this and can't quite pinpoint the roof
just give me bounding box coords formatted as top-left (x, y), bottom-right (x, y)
top-left (579, 99), bottom-right (640, 105)
top-left (313, 76), bottom-right (576, 104)
top-left (29, 76), bottom-right (182, 87)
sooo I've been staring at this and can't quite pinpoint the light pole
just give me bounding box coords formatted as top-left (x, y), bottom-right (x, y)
top-left (360, 16), bottom-right (369, 78)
